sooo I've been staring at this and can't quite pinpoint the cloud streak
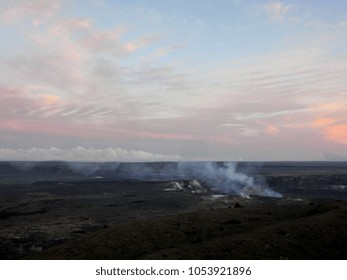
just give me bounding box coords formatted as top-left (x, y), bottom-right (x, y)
top-left (0, 147), bottom-right (181, 162)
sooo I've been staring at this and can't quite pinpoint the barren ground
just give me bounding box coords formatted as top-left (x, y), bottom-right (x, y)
top-left (0, 161), bottom-right (346, 260)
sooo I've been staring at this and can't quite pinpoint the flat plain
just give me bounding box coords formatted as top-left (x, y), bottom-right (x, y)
top-left (0, 161), bottom-right (346, 259)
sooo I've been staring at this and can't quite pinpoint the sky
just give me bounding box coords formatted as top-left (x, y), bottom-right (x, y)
top-left (0, 0), bottom-right (346, 161)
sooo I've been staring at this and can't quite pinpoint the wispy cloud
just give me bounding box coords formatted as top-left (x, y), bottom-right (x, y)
top-left (0, 4), bottom-right (192, 127)
top-left (263, 1), bottom-right (292, 21)
top-left (0, 0), bottom-right (65, 25)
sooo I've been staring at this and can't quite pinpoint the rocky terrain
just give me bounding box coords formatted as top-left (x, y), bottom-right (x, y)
top-left (29, 198), bottom-right (347, 260)
top-left (0, 161), bottom-right (346, 259)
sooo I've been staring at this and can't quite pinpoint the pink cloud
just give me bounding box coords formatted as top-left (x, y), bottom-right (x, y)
top-left (311, 117), bottom-right (336, 128)
top-left (0, 111), bottom-right (236, 145)
top-left (266, 124), bottom-right (279, 135)
top-left (80, 27), bottom-right (127, 53)
top-left (61, 18), bottom-right (93, 30)
top-left (40, 95), bottom-right (61, 106)
top-left (310, 117), bottom-right (347, 145)
top-left (1, 0), bottom-right (65, 25)
top-left (99, 126), bottom-right (236, 144)
top-left (324, 124), bottom-right (347, 145)
top-left (0, 86), bottom-right (37, 114)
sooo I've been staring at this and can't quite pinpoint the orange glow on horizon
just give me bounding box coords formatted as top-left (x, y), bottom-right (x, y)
top-left (324, 124), bottom-right (347, 145)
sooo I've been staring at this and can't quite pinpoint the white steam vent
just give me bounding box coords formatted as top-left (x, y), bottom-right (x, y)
top-left (164, 180), bottom-right (207, 194)
top-left (177, 161), bottom-right (283, 198)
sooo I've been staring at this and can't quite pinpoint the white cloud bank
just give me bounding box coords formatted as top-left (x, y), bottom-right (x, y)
top-left (0, 147), bottom-right (181, 162)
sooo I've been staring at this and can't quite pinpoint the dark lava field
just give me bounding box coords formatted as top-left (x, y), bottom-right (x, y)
top-left (0, 161), bottom-right (346, 260)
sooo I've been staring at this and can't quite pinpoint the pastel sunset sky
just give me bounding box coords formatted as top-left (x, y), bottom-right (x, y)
top-left (0, 0), bottom-right (346, 161)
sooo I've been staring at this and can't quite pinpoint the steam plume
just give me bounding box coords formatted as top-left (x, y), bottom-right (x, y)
top-left (177, 161), bottom-right (282, 198)
top-left (0, 160), bottom-right (282, 198)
